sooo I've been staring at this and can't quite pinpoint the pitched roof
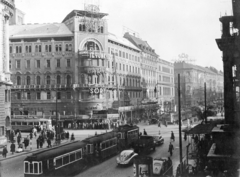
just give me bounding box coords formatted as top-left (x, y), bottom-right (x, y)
top-left (9, 23), bottom-right (73, 39)
top-left (108, 33), bottom-right (141, 52)
top-left (123, 32), bottom-right (158, 57)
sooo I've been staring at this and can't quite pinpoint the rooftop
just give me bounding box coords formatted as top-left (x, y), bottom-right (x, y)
top-left (9, 23), bottom-right (73, 39)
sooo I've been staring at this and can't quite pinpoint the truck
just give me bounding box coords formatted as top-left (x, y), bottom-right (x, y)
top-left (134, 135), bottom-right (155, 154)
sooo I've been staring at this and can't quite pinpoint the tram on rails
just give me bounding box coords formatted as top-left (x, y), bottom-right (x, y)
top-left (23, 124), bottom-right (139, 177)
top-left (11, 118), bottom-right (52, 132)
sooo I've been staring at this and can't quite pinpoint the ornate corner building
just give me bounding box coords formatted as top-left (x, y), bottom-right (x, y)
top-left (9, 4), bottom-right (175, 122)
top-left (0, 0), bottom-right (14, 146)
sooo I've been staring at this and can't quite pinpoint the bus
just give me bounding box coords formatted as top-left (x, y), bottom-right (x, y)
top-left (11, 118), bottom-right (52, 132)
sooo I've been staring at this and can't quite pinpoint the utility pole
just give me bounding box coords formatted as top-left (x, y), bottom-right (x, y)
top-left (178, 74), bottom-right (183, 175)
top-left (204, 82), bottom-right (207, 123)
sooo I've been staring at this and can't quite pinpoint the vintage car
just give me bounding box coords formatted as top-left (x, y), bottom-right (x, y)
top-left (152, 157), bottom-right (173, 176)
top-left (152, 135), bottom-right (164, 146)
top-left (116, 149), bottom-right (138, 166)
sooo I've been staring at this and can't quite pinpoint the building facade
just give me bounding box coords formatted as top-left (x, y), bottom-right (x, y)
top-left (9, 4), bottom-right (174, 123)
top-left (174, 60), bottom-right (223, 109)
top-left (0, 0), bottom-right (14, 146)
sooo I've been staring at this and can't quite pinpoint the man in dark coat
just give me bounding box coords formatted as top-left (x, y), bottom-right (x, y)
top-left (2, 146), bottom-right (8, 158)
top-left (168, 142), bottom-right (174, 156)
top-left (36, 137), bottom-right (40, 149)
top-left (10, 142), bottom-right (16, 154)
top-left (47, 138), bottom-right (52, 148)
top-left (23, 137), bottom-right (29, 149)
top-left (143, 129), bottom-right (147, 135)
top-left (171, 131), bottom-right (175, 142)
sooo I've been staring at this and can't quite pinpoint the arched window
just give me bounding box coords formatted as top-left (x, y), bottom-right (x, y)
top-left (25, 46), bottom-right (28, 53)
top-left (49, 45), bottom-right (51, 52)
top-left (65, 44), bottom-right (69, 51)
top-left (19, 46), bottom-right (22, 53)
top-left (29, 46), bottom-right (32, 53)
top-left (67, 75), bottom-right (71, 86)
top-left (17, 76), bottom-right (21, 85)
top-left (46, 75), bottom-right (51, 85)
top-left (36, 76), bottom-right (41, 85)
top-left (59, 44), bottom-right (62, 52)
top-left (35, 45), bottom-right (38, 52)
top-left (16, 46), bottom-right (19, 53)
top-left (101, 26), bottom-right (104, 33)
top-left (130, 78), bottom-right (132, 86)
top-left (57, 75), bottom-right (61, 85)
top-left (83, 41), bottom-right (100, 51)
top-left (10, 46), bottom-right (12, 53)
top-left (55, 45), bottom-right (59, 52)
top-left (79, 24), bottom-right (82, 31)
top-left (26, 76), bottom-right (31, 85)
top-left (83, 24), bottom-right (86, 31)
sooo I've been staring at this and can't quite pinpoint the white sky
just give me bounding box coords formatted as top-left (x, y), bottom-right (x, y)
top-left (16, 0), bottom-right (233, 71)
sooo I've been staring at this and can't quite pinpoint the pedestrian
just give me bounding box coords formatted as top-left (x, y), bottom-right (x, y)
top-left (36, 137), bottom-right (40, 149)
top-left (2, 146), bottom-right (8, 158)
top-left (184, 133), bottom-right (187, 141)
top-left (166, 157), bottom-right (173, 176)
top-left (10, 142), bottom-right (15, 154)
top-left (66, 131), bottom-right (69, 140)
top-left (168, 142), bottom-right (174, 156)
top-left (171, 131), bottom-right (175, 142)
top-left (30, 132), bottom-right (33, 140)
top-left (158, 120), bottom-right (161, 127)
top-left (17, 135), bottom-right (21, 145)
top-left (23, 137), bottom-right (29, 149)
top-left (143, 129), bottom-right (147, 135)
top-left (47, 138), bottom-right (52, 148)
top-left (71, 133), bottom-right (75, 141)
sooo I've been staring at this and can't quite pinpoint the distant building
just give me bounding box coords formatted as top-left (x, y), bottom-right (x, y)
top-left (174, 61), bottom-right (223, 109)
top-left (0, 0), bottom-right (14, 146)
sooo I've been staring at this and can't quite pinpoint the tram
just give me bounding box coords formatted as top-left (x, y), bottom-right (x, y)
top-left (11, 118), bottom-right (52, 132)
top-left (24, 141), bottom-right (86, 177)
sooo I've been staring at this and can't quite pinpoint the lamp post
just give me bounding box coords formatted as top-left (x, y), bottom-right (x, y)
top-left (178, 74), bottom-right (183, 175)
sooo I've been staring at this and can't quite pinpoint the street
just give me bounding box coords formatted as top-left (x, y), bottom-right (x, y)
top-left (0, 123), bottom-right (190, 177)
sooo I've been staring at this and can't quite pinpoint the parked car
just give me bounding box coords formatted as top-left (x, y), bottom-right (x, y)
top-left (152, 157), bottom-right (173, 176)
top-left (152, 135), bottom-right (164, 146)
top-left (116, 149), bottom-right (138, 166)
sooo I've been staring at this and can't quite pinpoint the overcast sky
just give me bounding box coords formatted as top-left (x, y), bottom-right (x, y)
top-left (16, 0), bottom-right (232, 71)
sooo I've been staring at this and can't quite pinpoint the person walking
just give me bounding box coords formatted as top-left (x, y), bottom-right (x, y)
top-left (168, 142), bottom-right (174, 156)
top-left (47, 138), bottom-right (52, 148)
top-left (10, 142), bottom-right (16, 154)
top-left (2, 146), bottom-right (8, 158)
top-left (143, 129), bottom-right (147, 135)
top-left (171, 131), bottom-right (175, 142)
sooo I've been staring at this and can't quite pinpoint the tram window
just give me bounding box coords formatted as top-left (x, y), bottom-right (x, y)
top-left (63, 155), bottom-right (69, 165)
top-left (30, 163), bottom-right (33, 173)
top-left (56, 158), bottom-right (62, 168)
top-left (17, 122), bottom-right (21, 125)
top-left (109, 140), bottom-right (112, 146)
top-left (102, 143), bottom-right (105, 149)
top-left (34, 122), bottom-right (39, 126)
top-left (34, 163), bottom-right (38, 173)
top-left (11, 122), bottom-right (15, 125)
top-left (70, 153), bottom-right (76, 161)
top-left (39, 162), bottom-right (42, 173)
top-left (76, 150), bottom-right (82, 159)
top-left (29, 122), bottom-right (33, 126)
top-left (24, 162), bottom-right (29, 173)
top-left (22, 122), bottom-right (27, 125)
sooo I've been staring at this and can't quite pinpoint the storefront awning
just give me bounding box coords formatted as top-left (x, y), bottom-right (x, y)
top-left (186, 123), bottom-right (215, 134)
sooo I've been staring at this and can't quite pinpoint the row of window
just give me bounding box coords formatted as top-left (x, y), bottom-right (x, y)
top-left (15, 75), bottom-right (72, 85)
top-left (13, 58), bottom-right (71, 69)
top-left (100, 138), bottom-right (117, 150)
top-left (81, 58), bottom-right (105, 67)
top-left (55, 149), bottom-right (82, 169)
top-left (10, 44), bottom-right (72, 54)
top-left (79, 24), bottom-right (104, 33)
top-left (127, 129), bottom-right (138, 140)
top-left (11, 121), bottom-right (50, 126)
top-left (142, 69), bottom-right (156, 77)
top-left (108, 76), bottom-right (140, 87)
top-left (108, 47), bottom-right (140, 62)
top-left (106, 90), bottom-right (141, 99)
top-left (108, 61), bottom-right (140, 74)
top-left (15, 91), bottom-right (72, 100)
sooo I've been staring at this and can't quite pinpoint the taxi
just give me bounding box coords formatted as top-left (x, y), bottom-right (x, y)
top-left (116, 149), bottom-right (138, 166)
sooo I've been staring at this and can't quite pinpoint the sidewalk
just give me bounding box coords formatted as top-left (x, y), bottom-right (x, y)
top-left (0, 133), bottom-right (70, 161)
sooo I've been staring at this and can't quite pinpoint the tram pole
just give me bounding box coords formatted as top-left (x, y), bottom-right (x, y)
top-left (178, 74), bottom-right (183, 175)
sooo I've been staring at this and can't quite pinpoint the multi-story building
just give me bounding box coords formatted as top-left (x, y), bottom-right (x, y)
top-left (0, 0), bottom-right (14, 146)
top-left (174, 60), bottom-right (223, 109)
top-left (9, 4), bottom-right (173, 124)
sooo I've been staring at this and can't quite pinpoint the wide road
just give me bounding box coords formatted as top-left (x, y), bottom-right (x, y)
top-left (75, 123), bottom-right (190, 177)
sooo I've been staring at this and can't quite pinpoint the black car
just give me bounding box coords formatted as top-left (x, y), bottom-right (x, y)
top-left (152, 135), bottom-right (164, 146)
